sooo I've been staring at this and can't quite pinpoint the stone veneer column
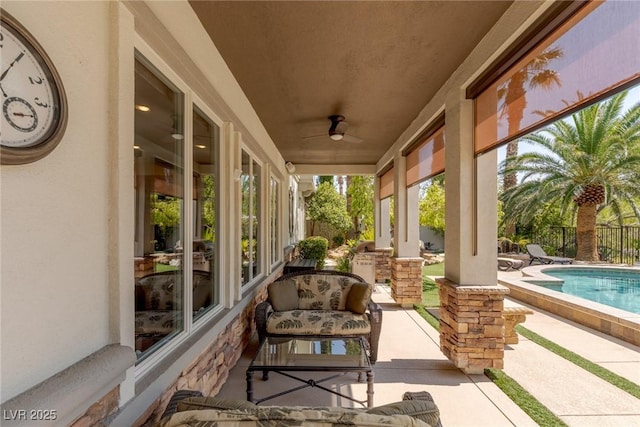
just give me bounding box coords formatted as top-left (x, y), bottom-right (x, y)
top-left (436, 278), bottom-right (509, 374)
top-left (374, 248), bottom-right (393, 282)
top-left (390, 257), bottom-right (423, 307)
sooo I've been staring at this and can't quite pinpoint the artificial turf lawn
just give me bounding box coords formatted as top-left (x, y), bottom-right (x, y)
top-left (516, 325), bottom-right (640, 399)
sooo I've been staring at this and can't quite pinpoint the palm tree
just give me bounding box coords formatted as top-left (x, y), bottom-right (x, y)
top-left (499, 91), bottom-right (640, 261)
top-left (498, 47), bottom-right (563, 235)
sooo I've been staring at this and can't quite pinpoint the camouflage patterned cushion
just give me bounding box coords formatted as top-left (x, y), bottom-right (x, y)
top-left (266, 310), bottom-right (371, 336)
top-left (157, 406), bottom-right (433, 426)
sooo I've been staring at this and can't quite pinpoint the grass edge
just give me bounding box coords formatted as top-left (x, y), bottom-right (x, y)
top-left (414, 304), bottom-right (567, 426)
top-left (516, 325), bottom-right (640, 399)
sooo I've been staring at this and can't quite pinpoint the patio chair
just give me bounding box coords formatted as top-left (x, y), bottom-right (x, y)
top-left (525, 244), bottom-right (573, 265)
top-left (497, 257), bottom-right (524, 271)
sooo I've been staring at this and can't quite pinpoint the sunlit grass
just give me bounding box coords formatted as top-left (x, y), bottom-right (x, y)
top-left (415, 298), bottom-right (566, 427)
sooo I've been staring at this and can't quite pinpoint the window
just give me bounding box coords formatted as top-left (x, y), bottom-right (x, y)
top-left (241, 150), bottom-right (262, 285)
top-left (133, 55), bottom-right (220, 361)
top-left (192, 106), bottom-right (219, 320)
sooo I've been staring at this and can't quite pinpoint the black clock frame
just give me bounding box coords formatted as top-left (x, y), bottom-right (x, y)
top-left (0, 8), bottom-right (68, 165)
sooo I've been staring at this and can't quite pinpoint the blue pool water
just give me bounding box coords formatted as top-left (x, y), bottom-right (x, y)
top-left (533, 268), bottom-right (640, 314)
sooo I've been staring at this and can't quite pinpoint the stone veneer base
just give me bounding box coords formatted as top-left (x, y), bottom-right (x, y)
top-left (374, 248), bottom-right (393, 283)
top-left (436, 278), bottom-right (509, 374)
top-left (134, 285), bottom-right (267, 426)
top-left (390, 257), bottom-right (423, 307)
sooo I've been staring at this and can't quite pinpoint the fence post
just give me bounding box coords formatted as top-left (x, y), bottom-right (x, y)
top-left (621, 226), bottom-right (625, 264)
top-left (562, 227), bottom-right (566, 257)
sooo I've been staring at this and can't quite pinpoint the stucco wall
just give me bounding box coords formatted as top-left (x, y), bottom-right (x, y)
top-left (1, 1), bottom-right (114, 401)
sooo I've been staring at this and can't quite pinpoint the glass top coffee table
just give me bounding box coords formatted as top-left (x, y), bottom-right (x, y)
top-left (246, 336), bottom-right (374, 407)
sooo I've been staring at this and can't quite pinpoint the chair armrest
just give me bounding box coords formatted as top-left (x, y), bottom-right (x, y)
top-left (367, 301), bottom-right (382, 324)
top-left (161, 389), bottom-right (204, 419)
top-left (255, 300), bottom-right (274, 343)
top-left (366, 301), bottom-right (382, 364)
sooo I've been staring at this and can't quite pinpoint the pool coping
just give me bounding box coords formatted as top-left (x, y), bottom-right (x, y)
top-left (498, 264), bottom-right (640, 347)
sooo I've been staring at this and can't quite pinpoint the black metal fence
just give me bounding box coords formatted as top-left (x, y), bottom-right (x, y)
top-left (530, 226), bottom-right (640, 265)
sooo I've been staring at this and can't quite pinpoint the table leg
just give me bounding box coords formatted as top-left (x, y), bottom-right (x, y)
top-left (246, 370), bottom-right (254, 402)
top-left (366, 371), bottom-right (374, 408)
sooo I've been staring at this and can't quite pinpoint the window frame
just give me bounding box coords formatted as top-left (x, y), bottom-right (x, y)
top-left (133, 39), bottom-right (224, 378)
top-left (269, 174), bottom-right (281, 268)
top-left (239, 146), bottom-right (265, 287)
top-left (190, 98), bottom-right (224, 327)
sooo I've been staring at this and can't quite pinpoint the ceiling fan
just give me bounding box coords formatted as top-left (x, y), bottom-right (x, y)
top-left (304, 115), bottom-right (363, 143)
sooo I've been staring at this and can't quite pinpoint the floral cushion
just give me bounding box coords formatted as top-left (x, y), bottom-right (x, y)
top-left (266, 310), bottom-right (371, 336)
top-left (157, 407), bottom-right (432, 427)
top-left (294, 274), bottom-right (365, 310)
top-left (136, 273), bottom-right (180, 310)
top-left (135, 310), bottom-right (178, 334)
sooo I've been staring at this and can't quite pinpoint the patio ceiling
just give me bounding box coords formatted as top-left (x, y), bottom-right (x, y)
top-left (189, 1), bottom-right (513, 170)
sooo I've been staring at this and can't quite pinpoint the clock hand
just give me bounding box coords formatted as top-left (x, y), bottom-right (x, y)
top-left (0, 52), bottom-right (25, 82)
top-left (0, 83), bottom-right (6, 98)
top-left (12, 112), bottom-right (35, 118)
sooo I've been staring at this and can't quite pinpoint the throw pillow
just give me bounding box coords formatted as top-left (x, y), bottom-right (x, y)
top-left (367, 399), bottom-right (442, 427)
top-left (177, 396), bottom-right (257, 412)
top-left (268, 279), bottom-right (299, 311)
top-left (345, 282), bottom-right (372, 314)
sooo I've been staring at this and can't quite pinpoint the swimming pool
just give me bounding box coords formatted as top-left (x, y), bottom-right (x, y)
top-left (532, 267), bottom-right (640, 315)
top-left (498, 265), bottom-right (640, 347)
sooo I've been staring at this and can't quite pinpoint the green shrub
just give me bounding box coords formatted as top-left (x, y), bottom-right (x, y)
top-left (336, 255), bottom-right (351, 272)
top-left (332, 235), bottom-right (345, 247)
top-left (298, 236), bottom-right (328, 269)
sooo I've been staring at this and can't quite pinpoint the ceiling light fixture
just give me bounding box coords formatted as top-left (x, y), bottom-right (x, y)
top-left (329, 134), bottom-right (343, 141)
top-left (171, 115), bottom-right (183, 140)
top-left (135, 104), bottom-right (150, 112)
top-left (285, 161), bottom-right (296, 173)
top-left (195, 144), bottom-right (206, 149)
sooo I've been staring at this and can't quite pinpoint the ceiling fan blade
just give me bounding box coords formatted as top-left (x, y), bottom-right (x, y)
top-left (342, 134), bottom-right (363, 143)
top-left (335, 121), bottom-right (349, 134)
top-left (302, 133), bottom-right (326, 140)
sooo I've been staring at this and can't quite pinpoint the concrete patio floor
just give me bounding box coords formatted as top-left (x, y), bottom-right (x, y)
top-left (216, 281), bottom-right (640, 426)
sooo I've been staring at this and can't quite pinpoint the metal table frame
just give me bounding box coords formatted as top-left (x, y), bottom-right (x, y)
top-left (246, 337), bottom-right (374, 408)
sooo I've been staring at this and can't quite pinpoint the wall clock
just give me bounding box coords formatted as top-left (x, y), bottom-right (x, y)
top-left (0, 9), bottom-right (68, 165)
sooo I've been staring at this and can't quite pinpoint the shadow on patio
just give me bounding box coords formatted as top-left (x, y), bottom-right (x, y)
top-left (215, 284), bottom-right (537, 426)
top-left (213, 276), bottom-right (640, 426)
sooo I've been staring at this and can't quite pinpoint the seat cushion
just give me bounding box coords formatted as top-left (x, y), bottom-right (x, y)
top-left (268, 279), bottom-right (299, 311)
top-left (135, 310), bottom-right (179, 334)
top-left (136, 273), bottom-right (179, 310)
top-left (266, 310), bottom-right (370, 336)
top-left (346, 283), bottom-right (372, 314)
top-left (158, 407), bottom-right (433, 427)
top-left (368, 399), bottom-right (441, 427)
top-left (294, 274), bottom-right (362, 310)
top-left (177, 396), bottom-right (257, 412)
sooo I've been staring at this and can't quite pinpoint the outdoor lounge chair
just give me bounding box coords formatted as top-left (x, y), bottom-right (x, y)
top-left (497, 257), bottom-right (524, 271)
top-left (525, 244), bottom-right (573, 265)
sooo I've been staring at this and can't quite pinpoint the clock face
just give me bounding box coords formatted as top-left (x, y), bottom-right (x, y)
top-left (0, 9), bottom-right (67, 164)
